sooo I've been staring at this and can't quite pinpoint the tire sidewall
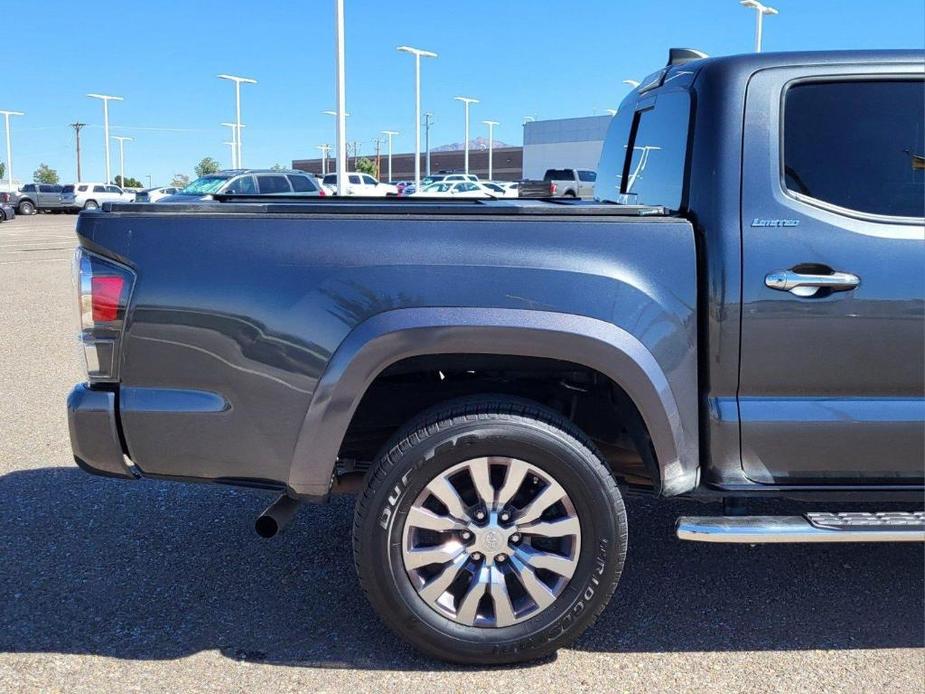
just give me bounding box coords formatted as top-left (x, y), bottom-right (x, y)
top-left (357, 417), bottom-right (625, 663)
top-left (19, 200), bottom-right (34, 215)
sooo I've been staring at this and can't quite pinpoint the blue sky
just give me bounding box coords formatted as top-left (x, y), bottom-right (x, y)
top-left (5, 0), bottom-right (924, 186)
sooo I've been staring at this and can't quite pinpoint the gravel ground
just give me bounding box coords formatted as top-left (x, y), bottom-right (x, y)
top-left (1, 215), bottom-right (923, 693)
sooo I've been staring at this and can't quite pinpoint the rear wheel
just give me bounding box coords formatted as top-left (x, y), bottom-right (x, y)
top-left (353, 396), bottom-right (627, 664)
top-left (83, 200), bottom-right (99, 210)
top-left (18, 200), bottom-right (35, 215)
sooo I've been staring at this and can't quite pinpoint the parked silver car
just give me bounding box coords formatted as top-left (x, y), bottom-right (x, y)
top-left (158, 169), bottom-right (325, 202)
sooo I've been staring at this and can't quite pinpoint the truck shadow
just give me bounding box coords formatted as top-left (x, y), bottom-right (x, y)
top-left (1, 467), bottom-right (922, 670)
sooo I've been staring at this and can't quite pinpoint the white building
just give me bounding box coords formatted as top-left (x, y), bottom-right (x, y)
top-left (521, 115), bottom-right (612, 180)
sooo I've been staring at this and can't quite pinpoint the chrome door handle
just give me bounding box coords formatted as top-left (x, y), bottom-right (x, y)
top-left (765, 269), bottom-right (860, 296)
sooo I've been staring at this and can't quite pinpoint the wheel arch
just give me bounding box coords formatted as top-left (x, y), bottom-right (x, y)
top-left (287, 307), bottom-right (698, 499)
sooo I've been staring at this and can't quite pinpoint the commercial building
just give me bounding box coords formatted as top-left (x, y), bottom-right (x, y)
top-left (293, 146), bottom-right (523, 182)
top-left (291, 114), bottom-right (611, 183)
top-left (521, 115), bottom-right (611, 180)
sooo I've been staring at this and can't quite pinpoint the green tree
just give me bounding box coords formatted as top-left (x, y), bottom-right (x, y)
top-left (0, 161), bottom-right (5, 181)
top-left (270, 163), bottom-right (285, 171)
top-left (355, 157), bottom-right (377, 176)
top-left (33, 163), bottom-right (59, 184)
top-left (170, 173), bottom-right (190, 188)
top-left (194, 157), bottom-right (221, 178)
top-left (115, 175), bottom-right (143, 189)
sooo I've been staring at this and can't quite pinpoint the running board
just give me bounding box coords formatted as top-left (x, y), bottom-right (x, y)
top-left (677, 512), bottom-right (925, 543)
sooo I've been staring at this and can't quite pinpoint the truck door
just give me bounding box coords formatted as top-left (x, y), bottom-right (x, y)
top-left (739, 65), bottom-right (924, 484)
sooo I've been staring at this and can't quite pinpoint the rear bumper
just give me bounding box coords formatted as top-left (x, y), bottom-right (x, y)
top-left (67, 384), bottom-right (136, 480)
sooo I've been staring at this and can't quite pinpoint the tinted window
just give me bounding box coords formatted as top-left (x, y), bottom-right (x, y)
top-left (22, 184), bottom-right (35, 192)
top-left (348, 175), bottom-right (361, 184)
top-left (105, 186), bottom-right (121, 194)
top-left (287, 175), bottom-right (316, 192)
top-left (543, 169), bottom-right (573, 181)
top-left (39, 185), bottom-right (56, 193)
top-left (362, 175), bottom-right (377, 185)
top-left (78, 185), bottom-right (88, 192)
top-left (617, 92), bottom-right (691, 210)
top-left (93, 185), bottom-right (106, 193)
top-left (223, 175), bottom-right (256, 194)
top-left (322, 174), bottom-right (337, 184)
top-left (784, 80), bottom-right (924, 218)
top-left (61, 185), bottom-right (74, 194)
top-left (578, 171), bottom-right (597, 182)
top-left (257, 175), bottom-right (291, 194)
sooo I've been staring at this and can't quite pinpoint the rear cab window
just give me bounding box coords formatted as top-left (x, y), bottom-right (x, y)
top-left (595, 67), bottom-right (695, 210)
top-left (783, 79), bottom-right (924, 219)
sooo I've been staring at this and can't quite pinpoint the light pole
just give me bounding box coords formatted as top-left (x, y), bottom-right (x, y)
top-left (454, 96), bottom-right (478, 175)
top-left (522, 115), bottom-right (536, 125)
top-left (0, 110), bottom-right (24, 192)
top-left (221, 122), bottom-right (244, 167)
top-left (224, 141), bottom-right (237, 168)
top-left (381, 130), bottom-right (398, 182)
top-left (623, 79), bottom-right (640, 88)
top-left (482, 120), bottom-right (499, 180)
top-left (69, 121), bottom-right (86, 181)
top-left (111, 136), bottom-right (133, 188)
top-left (333, 0), bottom-right (348, 195)
top-left (87, 94), bottom-right (123, 183)
top-left (423, 112), bottom-right (433, 176)
top-left (740, 0), bottom-right (778, 52)
top-left (317, 144), bottom-right (331, 175)
top-left (217, 74), bottom-right (256, 168)
top-left (397, 46), bottom-right (438, 190)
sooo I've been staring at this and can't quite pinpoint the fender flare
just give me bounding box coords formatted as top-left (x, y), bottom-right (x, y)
top-left (287, 307), bottom-right (697, 498)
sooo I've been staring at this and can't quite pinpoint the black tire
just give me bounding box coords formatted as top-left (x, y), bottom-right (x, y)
top-left (83, 200), bottom-right (99, 210)
top-left (564, 190), bottom-right (577, 198)
top-left (353, 395), bottom-right (627, 665)
top-left (18, 200), bottom-right (35, 215)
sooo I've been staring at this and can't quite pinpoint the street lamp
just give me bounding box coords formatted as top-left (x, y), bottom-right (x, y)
top-left (523, 115), bottom-right (536, 124)
top-left (740, 0), bottom-right (778, 52)
top-left (397, 45), bottom-right (438, 189)
top-left (217, 74), bottom-right (256, 168)
top-left (381, 130), bottom-right (399, 183)
top-left (623, 79), bottom-right (640, 88)
top-left (453, 96), bottom-right (479, 175)
top-left (111, 136), bottom-right (133, 188)
top-left (0, 110), bottom-right (23, 192)
top-left (87, 94), bottom-right (123, 183)
top-left (224, 141), bottom-right (237, 168)
top-left (482, 120), bottom-right (499, 180)
top-left (221, 122), bottom-right (245, 167)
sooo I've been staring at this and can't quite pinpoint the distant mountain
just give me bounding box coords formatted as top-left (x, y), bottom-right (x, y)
top-left (432, 136), bottom-right (513, 152)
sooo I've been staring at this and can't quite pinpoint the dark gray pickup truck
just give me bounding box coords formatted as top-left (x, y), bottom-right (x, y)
top-left (67, 49), bottom-right (924, 664)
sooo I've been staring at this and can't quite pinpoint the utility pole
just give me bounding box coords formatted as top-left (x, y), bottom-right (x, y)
top-left (373, 137), bottom-right (382, 179)
top-left (69, 122), bottom-right (86, 181)
top-left (423, 112), bottom-right (433, 177)
top-left (351, 140), bottom-right (359, 169)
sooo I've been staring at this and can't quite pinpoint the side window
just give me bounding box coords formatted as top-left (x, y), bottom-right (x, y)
top-left (93, 185), bottom-right (106, 193)
top-left (225, 175), bottom-right (256, 194)
top-left (256, 175), bottom-right (291, 194)
top-left (578, 170), bottom-right (597, 182)
top-left (362, 175), bottom-right (377, 186)
top-left (349, 175), bottom-right (362, 185)
top-left (39, 184), bottom-right (55, 193)
top-left (77, 185), bottom-right (88, 192)
top-left (619, 91), bottom-right (691, 210)
top-left (784, 80), bottom-right (924, 218)
top-left (322, 174), bottom-right (336, 185)
top-left (105, 186), bottom-right (122, 194)
top-left (287, 175), bottom-right (316, 192)
top-left (22, 184), bottom-right (35, 192)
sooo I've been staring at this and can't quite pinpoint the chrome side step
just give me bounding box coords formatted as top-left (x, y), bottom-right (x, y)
top-left (677, 512), bottom-right (925, 543)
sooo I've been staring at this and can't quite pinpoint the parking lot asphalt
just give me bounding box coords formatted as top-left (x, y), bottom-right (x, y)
top-left (0, 214), bottom-right (923, 693)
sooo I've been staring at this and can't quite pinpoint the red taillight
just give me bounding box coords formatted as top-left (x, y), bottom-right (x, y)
top-left (318, 187), bottom-right (326, 197)
top-left (91, 276), bottom-right (125, 322)
top-left (550, 182), bottom-right (557, 194)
